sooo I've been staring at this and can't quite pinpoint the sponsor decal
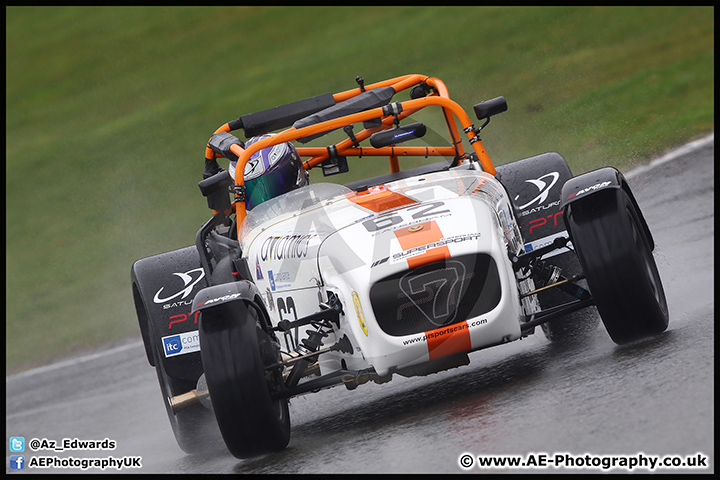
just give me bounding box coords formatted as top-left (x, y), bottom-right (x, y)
top-left (168, 310), bottom-right (200, 330)
top-left (401, 319), bottom-right (488, 359)
top-left (407, 224), bottom-right (424, 233)
top-left (393, 219), bottom-right (449, 269)
top-left (153, 268), bottom-right (205, 306)
top-left (392, 129), bottom-right (418, 141)
top-left (268, 270), bottom-right (291, 291)
top-left (162, 330), bottom-right (200, 357)
top-left (260, 234), bottom-right (316, 262)
top-left (392, 233), bottom-right (482, 263)
top-left (194, 292), bottom-right (243, 309)
top-left (352, 291), bottom-right (368, 337)
top-left (255, 255), bottom-right (263, 280)
top-left (371, 256), bottom-right (390, 268)
top-left (566, 181), bottom-right (612, 200)
top-left (524, 231), bottom-right (573, 258)
top-left (161, 301), bottom-right (193, 311)
top-left (527, 210), bottom-right (564, 235)
top-left (515, 172), bottom-right (560, 210)
top-left (519, 200), bottom-right (561, 217)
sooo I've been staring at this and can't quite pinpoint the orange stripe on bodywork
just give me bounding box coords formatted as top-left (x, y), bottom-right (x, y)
top-left (396, 220), bottom-right (468, 358)
top-left (394, 220), bottom-right (450, 269)
top-left (425, 322), bottom-right (472, 360)
top-left (347, 186), bottom-right (417, 213)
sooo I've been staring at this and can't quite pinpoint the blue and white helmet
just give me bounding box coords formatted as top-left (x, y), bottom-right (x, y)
top-left (228, 134), bottom-right (308, 210)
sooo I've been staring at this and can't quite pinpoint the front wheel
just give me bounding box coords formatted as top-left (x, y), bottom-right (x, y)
top-left (199, 299), bottom-right (290, 458)
top-left (565, 189), bottom-right (668, 344)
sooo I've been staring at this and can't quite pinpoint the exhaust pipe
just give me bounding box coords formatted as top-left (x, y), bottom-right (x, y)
top-left (341, 371), bottom-right (371, 390)
top-left (168, 374), bottom-right (212, 414)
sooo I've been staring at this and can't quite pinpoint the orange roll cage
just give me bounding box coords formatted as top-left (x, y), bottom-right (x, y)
top-left (205, 74), bottom-right (497, 237)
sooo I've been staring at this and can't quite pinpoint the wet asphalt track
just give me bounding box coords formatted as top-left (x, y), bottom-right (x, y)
top-left (6, 135), bottom-right (714, 474)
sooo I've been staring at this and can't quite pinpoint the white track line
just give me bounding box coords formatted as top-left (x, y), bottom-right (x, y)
top-left (6, 340), bottom-right (143, 381)
top-left (7, 132), bottom-right (714, 381)
top-left (624, 133), bottom-right (714, 180)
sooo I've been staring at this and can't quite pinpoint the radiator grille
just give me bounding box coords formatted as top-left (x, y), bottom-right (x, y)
top-left (370, 254), bottom-right (501, 336)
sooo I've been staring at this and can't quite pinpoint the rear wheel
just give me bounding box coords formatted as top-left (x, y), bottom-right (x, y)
top-left (565, 189), bottom-right (668, 344)
top-left (199, 299), bottom-right (290, 458)
top-left (150, 326), bottom-right (222, 454)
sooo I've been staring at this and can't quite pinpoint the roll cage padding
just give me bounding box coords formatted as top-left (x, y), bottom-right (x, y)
top-left (232, 92), bottom-right (336, 138)
top-left (208, 132), bottom-right (245, 162)
top-left (292, 86), bottom-right (396, 143)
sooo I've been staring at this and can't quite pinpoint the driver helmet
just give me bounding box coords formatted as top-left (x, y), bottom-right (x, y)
top-left (228, 134), bottom-right (308, 210)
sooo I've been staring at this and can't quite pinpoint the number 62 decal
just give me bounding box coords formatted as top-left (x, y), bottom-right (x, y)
top-left (362, 201), bottom-right (449, 232)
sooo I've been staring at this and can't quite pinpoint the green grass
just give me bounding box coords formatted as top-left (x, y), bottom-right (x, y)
top-left (5, 6), bottom-right (714, 374)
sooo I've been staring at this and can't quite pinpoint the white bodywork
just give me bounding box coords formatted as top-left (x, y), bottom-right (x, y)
top-left (239, 163), bottom-right (536, 378)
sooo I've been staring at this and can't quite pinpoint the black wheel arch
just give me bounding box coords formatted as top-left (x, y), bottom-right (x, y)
top-left (131, 246), bottom-right (208, 381)
top-left (561, 167), bottom-right (654, 251)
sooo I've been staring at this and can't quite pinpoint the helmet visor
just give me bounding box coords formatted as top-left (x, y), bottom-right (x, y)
top-left (244, 162), bottom-right (304, 210)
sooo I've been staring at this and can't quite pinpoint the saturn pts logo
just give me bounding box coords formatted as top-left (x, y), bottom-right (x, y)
top-left (153, 268), bottom-right (205, 304)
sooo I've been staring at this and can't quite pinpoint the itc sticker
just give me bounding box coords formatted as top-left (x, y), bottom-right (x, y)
top-left (162, 330), bottom-right (201, 357)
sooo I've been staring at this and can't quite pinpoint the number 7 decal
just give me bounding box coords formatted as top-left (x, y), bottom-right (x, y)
top-left (399, 260), bottom-right (466, 327)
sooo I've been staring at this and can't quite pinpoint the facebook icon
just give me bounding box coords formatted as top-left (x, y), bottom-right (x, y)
top-left (10, 455), bottom-right (24, 470)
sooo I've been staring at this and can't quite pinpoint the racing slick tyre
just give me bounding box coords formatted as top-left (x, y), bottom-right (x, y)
top-left (150, 325), bottom-right (223, 455)
top-left (199, 299), bottom-right (290, 458)
top-left (565, 189), bottom-right (668, 344)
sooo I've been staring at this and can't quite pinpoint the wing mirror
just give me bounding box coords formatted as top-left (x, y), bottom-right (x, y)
top-left (473, 96), bottom-right (507, 121)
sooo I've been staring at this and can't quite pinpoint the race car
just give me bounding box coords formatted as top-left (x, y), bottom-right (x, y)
top-left (131, 74), bottom-right (668, 458)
